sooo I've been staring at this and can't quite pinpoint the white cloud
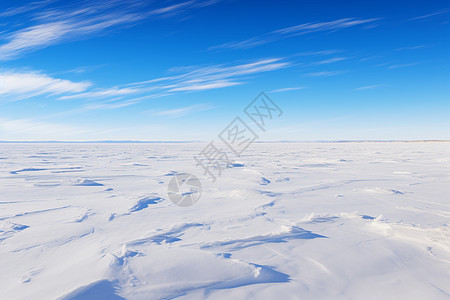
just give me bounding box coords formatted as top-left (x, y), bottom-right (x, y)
top-left (59, 87), bottom-right (142, 100)
top-left (409, 9), bottom-right (449, 21)
top-left (387, 63), bottom-right (418, 69)
top-left (305, 71), bottom-right (345, 77)
top-left (275, 18), bottom-right (380, 35)
top-left (296, 50), bottom-right (342, 56)
top-left (0, 9), bottom-right (150, 60)
top-left (394, 44), bottom-right (431, 51)
top-left (0, 57), bottom-right (288, 110)
top-left (211, 18), bottom-right (381, 50)
top-left (313, 57), bottom-right (348, 65)
top-left (0, 71), bottom-right (91, 99)
top-left (151, 103), bottom-right (215, 118)
top-left (168, 81), bottom-right (241, 92)
top-left (270, 87), bottom-right (306, 93)
top-left (61, 58), bottom-right (289, 104)
top-left (0, 22), bottom-right (72, 60)
top-left (0, 1), bottom-right (51, 18)
top-left (0, 0), bottom-right (223, 60)
top-left (0, 117), bottom-right (91, 141)
top-left (354, 84), bottom-right (382, 91)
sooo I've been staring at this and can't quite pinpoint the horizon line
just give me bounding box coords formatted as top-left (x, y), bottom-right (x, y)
top-left (1, 140), bottom-right (450, 144)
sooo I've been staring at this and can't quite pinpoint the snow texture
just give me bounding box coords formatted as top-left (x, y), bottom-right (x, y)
top-left (0, 142), bottom-right (449, 299)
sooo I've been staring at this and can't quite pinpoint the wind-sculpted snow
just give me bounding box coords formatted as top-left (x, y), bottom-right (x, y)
top-left (128, 195), bottom-right (164, 213)
top-left (0, 142), bottom-right (449, 299)
top-left (61, 280), bottom-right (125, 300)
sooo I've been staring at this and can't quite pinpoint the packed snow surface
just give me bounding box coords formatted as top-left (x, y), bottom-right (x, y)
top-left (0, 142), bottom-right (449, 299)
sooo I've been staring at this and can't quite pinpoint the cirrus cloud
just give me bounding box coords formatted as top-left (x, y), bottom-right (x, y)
top-left (0, 71), bottom-right (91, 100)
top-left (0, 0), bottom-right (223, 61)
top-left (210, 18), bottom-right (381, 50)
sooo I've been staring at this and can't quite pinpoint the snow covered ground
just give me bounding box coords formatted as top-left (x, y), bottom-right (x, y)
top-left (0, 142), bottom-right (449, 300)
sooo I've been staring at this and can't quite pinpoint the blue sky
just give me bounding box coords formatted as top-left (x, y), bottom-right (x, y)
top-left (0, 0), bottom-right (449, 141)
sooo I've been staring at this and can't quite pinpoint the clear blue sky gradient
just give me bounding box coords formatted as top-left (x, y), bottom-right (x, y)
top-left (0, 0), bottom-right (449, 141)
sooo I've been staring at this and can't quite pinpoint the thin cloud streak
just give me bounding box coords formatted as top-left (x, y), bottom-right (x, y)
top-left (0, 117), bottom-right (91, 140)
top-left (409, 9), bottom-right (449, 20)
top-left (295, 50), bottom-right (342, 56)
top-left (210, 18), bottom-right (381, 50)
top-left (0, 71), bottom-right (91, 99)
top-left (0, 57), bottom-right (288, 112)
top-left (305, 70), bottom-right (345, 77)
top-left (354, 84), bottom-right (382, 91)
top-left (313, 57), bottom-right (348, 65)
top-left (168, 81), bottom-right (242, 92)
top-left (151, 103), bottom-right (215, 118)
top-left (0, 0), bottom-right (54, 18)
top-left (0, 0), bottom-right (222, 60)
top-left (394, 44), bottom-right (432, 51)
top-left (60, 58), bottom-right (290, 106)
top-left (387, 63), bottom-right (418, 69)
top-left (270, 87), bottom-right (306, 93)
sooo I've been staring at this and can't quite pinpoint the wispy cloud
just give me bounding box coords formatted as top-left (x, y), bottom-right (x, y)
top-left (0, 117), bottom-right (91, 140)
top-left (312, 57), bottom-right (348, 65)
top-left (210, 18), bottom-right (380, 50)
top-left (54, 64), bottom-right (107, 76)
top-left (0, 0), bottom-right (222, 60)
top-left (0, 22), bottom-right (77, 60)
top-left (409, 9), bottom-right (449, 20)
top-left (0, 57), bottom-right (288, 111)
top-left (295, 50), bottom-right (342, 56)
top-left (387, 63), bottom-right (418, 69)
top-left (275, 18), bottom-right (380, 35)
top-left (394, 44), bottom-right (432, 51)
top-left (60, 58), bottom-right (289, 106)
top-left (304, 71), bottom-right (345, 77)
top-left (0, 71), bottom-right (91, 100)
top-left (270, 87), bottom-right (306, 93)
top-left (168, 81), bottom-right (241, 92)
top-left (0, 0), bottom-right (54, 18)
top-left (354, 84), bottom-right (382, 91)
top-left (151, 103), bottom-right (215, 118)
top-left (59, 86), bottom-right (142, 99)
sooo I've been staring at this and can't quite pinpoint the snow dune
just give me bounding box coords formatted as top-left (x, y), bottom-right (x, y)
top-left (0, 142), bottom-right (449, 299)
